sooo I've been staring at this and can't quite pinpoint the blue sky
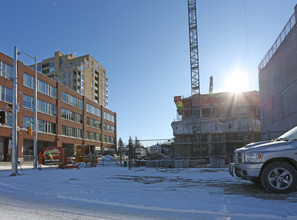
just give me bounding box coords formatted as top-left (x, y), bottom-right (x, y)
top-left (1, 0), bottom-right (296, 146)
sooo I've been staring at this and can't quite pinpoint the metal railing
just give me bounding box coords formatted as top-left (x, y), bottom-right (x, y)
top-left (259, 12), bottom-right (296, 70)
top-left (23, 155), bottom-right (34, 161)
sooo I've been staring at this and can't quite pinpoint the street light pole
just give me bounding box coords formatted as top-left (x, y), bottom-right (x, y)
top-left (18, 51), bottom-right (38, 169)
top-left (33, 56), bottom-right (37, 169)
top-left (11, 46), bottom-right (18, 176)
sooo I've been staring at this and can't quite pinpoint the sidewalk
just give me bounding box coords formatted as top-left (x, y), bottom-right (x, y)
top-left (0, 162), bottom-right (58, 170)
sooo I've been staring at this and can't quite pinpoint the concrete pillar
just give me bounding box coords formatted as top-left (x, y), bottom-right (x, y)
top-left (242, 134), bottom-right (247, 146)
top-left (18, 135), bottom-right (23, 162)
top-left (207, 134), bottom-right (212, 156)
top-left (222, 134), bottom-right (226, 155)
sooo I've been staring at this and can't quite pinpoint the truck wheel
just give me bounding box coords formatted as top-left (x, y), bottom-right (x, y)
top-left (261, 162), bottom-right (297, 194)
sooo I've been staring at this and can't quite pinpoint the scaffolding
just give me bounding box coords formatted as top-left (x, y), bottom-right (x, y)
top-left (172, 91), bottom-right (261, 160)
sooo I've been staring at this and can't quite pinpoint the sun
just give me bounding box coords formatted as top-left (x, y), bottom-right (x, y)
top-left (224, 71), bottom-right (250, 92)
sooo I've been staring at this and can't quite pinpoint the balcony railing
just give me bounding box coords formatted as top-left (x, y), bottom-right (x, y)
top-left (259, 12), bottom-right (296, 70)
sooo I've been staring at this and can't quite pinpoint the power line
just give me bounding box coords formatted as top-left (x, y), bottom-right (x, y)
top-left (138, 139), bottom-right (172, 142)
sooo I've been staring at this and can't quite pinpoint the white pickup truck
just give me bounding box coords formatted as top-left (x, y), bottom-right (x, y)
top-left (229, 126), bottom-right (297, 194)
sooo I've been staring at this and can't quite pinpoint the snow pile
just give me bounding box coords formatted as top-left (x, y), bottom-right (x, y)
top-left (75, 162), bottom-right (88, 168)
top-left (97, 155), bottom-right (117, 166)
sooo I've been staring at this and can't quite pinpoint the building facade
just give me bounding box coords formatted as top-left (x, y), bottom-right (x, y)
top-left (259, 5), bottom-right (297, 140)
top-left (30, 51), bottom-right (109, 108)
top-left (171, 91), bottom-right (261, 158)
top-left (0, 52), bottom-right (116, 162)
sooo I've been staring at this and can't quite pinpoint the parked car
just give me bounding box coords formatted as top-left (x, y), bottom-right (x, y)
top-left (229, 126), bottom-right (297, 194)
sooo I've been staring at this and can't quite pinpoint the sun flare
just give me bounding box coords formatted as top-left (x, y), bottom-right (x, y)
top-left (225, 72), bottom-right (250, 92)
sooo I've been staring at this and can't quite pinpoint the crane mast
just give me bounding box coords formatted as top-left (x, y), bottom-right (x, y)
top-left (187, 0), bottom-right (201, 156)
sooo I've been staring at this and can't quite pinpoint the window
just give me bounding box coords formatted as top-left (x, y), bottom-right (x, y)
top-left (104, 123), bottom-right (115, 133)
top-left (61, 91), bottom-right (83, 109)
top-left (87, 131), bottom-right (101, 141)
top-left (86, 117), bottom-right (101, 129)
top-left (38, 119), bottom-right (44, 132)
top-left (85, 61), bottom-right (89, 68)
top-left (81, 82), bottom-right (84, 95)
top-left (104, 112), bottom-right (115, 123)
top-left (38, 120), bottom-right (56, 134)
top-left (62, 72), bottom-right (67, 85)
top-left (0, 86), bottom-right (13, 103)
top-left (60, 58), bottom-right (64, 65)
top-left (50, 84), bottom-right (57, 98)
top-left (104, 135), bottom-right (115, 144)
top-left (38, 80), bottom-right (45, 94)
top-left (61, 108), bottom-right (83, 124)
top-left (43, 68), bottom-right (49, 74)
top-left (68, 71), bottom-right (71, 88)
top-left (0, 61), bottom-right (13, 79)
top-left (42, 62), bottom-right (49, 68)
top-left (23, 116), bottom-right (33, 129)
top-left (23, 94), bottom-right (34, 109)
top-left (71, 70), bottom-right (84, 95)
top-left (86, 103), bottom-right (101, 117)
top-left (24, 73), bottom-right (34, 89)
top-left (62, 91), bottom-right (66, 103)
top-left (37, 79), bottom-right (57, 98)
top-left (62, 125), bottom-right (83, 138)
top-left (79, 65), bottom-right (85, 72)
top-left (37, 65), bottom-right (42, 73)
top-left (95, 64), bottom-right (99, 70)
top-left (49, 62), bottom-right (54, 72)
top-left (38, 100), bottom-right (56, 116)
top-left (38, 100), bottom-right (45, 113)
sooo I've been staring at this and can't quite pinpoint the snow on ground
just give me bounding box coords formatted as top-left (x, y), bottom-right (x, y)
top-left (0, 164), bottom-right (297, 220)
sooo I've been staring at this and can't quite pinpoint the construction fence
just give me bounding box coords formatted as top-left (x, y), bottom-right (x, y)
top-left (145, 157), bottom-right (228, 168)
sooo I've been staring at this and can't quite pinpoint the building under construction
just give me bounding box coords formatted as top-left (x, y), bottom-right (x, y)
top-left (171, 91), bottom-right (261, 160)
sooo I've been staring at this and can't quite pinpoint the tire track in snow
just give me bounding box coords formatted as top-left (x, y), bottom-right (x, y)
top-left (56, 195), bottom-right (292, 219)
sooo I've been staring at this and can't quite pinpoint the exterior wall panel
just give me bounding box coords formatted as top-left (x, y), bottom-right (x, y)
top-left (259, 6), bottom-right (297, 140)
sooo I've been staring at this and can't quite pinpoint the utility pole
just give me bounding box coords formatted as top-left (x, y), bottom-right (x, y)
top-left (11, 47), bottom-right (18, 176)
top-left (33, 56), bottom-right (37, 169)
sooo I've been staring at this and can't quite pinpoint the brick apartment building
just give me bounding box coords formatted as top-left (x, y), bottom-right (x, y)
top-left (0, 52), bottom-right (116, 162)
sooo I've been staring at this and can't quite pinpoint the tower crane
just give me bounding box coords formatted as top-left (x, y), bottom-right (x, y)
top-left (187, 0), bottom-right (201, 157)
